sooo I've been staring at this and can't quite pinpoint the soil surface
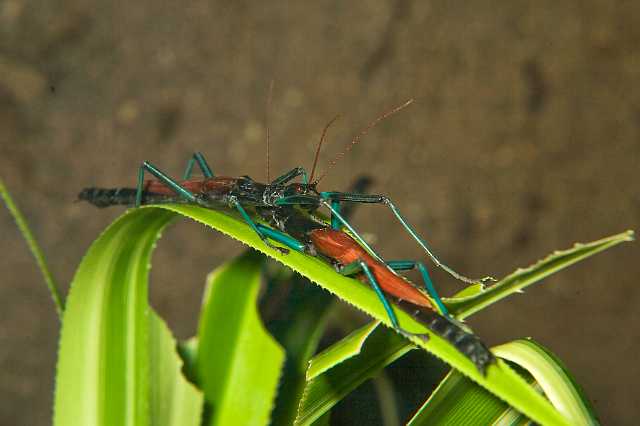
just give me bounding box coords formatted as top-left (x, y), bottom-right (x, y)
top-left (1, 1), bottom-right (639, 424)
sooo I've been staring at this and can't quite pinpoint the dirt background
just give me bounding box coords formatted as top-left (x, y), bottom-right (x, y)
top-left (1, 1), bottom-right (639, 424)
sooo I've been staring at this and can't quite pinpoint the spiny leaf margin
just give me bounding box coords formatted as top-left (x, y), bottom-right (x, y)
top-left (54, 208), bottom-right (176, 426)
top-left (299, 230), bottom-right (632, 422)
top-left (444, 230), bottom-right (634, 319)
top-left (152, 204), bottom-right (571, 426)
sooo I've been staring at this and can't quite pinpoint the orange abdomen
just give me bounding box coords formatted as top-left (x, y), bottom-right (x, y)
top-left (144, 176), bottom-right (238, 196)
top-left (309, 229), bottom-right (434, 309)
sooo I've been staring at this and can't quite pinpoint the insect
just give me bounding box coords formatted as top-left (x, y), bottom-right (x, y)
top-left (80, 99), bottom-right (494, 283)
top-left (79, 161), bottom-right (494, 372)
top-left (79, 100), bottom-right (496, 372)
top-left (259, 204), bottom-right (495, 373)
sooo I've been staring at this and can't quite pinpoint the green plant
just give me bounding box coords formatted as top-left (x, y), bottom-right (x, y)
top-left (1, 179), bottom-right (633, 425)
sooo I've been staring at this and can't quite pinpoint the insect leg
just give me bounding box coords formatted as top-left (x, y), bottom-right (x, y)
top-left (339, 259), bottom-right (427, 340)
top-left (340, 176), bottom-right (373, 218)
top-left (320, 192), bottom-right (495, 285)
top-left (386, 260), bottom-right (449, 316)
top-left (329, 200), bottom-right (341, 230)
top-left (231, 198), bottom-right (289, 254)
top-left (274, 195), bottom-right (319, 206)
top-left (270, 167), bottom-right (309, 185)
top-left (255, 224), bottom-right (306, 253)
top-left (183, 152), bottom-right (214, 179)
top-left (339, 260), bottom-right (399, 329)
top-left (136, 161), bottom-right (197, 207)
top-left (318, 199), bottom-right (385, 264)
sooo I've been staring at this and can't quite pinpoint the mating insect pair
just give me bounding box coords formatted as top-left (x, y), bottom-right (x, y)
top-left (79, 101), bottom-right (495, 372)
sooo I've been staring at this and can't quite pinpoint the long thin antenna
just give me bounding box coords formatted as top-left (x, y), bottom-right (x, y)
top-left (266, 80), bottom-right (275, 182)
top-left (309, 114), bottom-right (340, 184)
top-left (315, 98), bottom-right (414, 184)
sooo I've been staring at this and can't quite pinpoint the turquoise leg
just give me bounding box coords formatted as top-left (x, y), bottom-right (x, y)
top-left (339, 259), bottom-right (400, 330)
top-left (232, 199), bottom-right (289, 254)
top-left (384, 199), bottom-right (495, 284)
top-left (330, 200), bottom-right (341, 230)
top-left (387, 260), bottom-right (449, 316)
top-left (320, 191), bottom-right (495, 284)
top-left (136, 166), bottom-right (145, 207)
top-left (339, 260), bottom-right (364, 276)
top-left (385, 260), bottom-right (415, 270)
top-left (270, 167), bottom-right (309, 185)
top-left (136, 161), bottom-right (197, 207)
top-left (256, 224), bottom-right (306, 253)
top-left (340, 259), bottom-right (427, 340)
top-left (183, 152), bottom-right (214, 179)
top-left (275, 195), bottom-right (319, 206)
top-left (318, 198), bottom-right (385, 265)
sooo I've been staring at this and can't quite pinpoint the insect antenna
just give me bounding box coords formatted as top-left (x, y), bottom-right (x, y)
top-left (315, 98), bottom-right (414, 184)
top-left (308, 114), bottom-right (340, 184)
top-left (266, 80), bottom-right (275, 182)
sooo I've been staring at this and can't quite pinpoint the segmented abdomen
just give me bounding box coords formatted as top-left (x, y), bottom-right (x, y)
top-left (396, 300), bottom-right (495, 374)
top-left (78, 187), bottom-right (173, 208)
top-left (308, 228), bottom-right (495, 373)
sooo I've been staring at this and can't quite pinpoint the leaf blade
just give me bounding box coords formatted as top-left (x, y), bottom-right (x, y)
top-left (492, 339), bottom-right (600, 425)
top-left (0, 178), bottom-right (64, 315)
top-left (409, 338), bottom-right (600, 426)
top-left (445, 231), bottom-right (634, 319)
top-left (196, 250), bottom-right (285, 426)
top-left (152, 204), bottom-right (572, 426)
top-left (296, 323), bottom-right (413, 425)
top-left (54, 208), bottom-right (176, 426)
top-left (149, 311), bottom-right (203, 426)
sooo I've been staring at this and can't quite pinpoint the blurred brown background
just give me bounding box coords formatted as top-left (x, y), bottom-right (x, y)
top-left (1, 1), bottom-right (639, 424)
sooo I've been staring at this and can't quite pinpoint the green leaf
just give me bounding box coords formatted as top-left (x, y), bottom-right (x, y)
top-left (266, 269), bottom-right (335, 425)
top-left (0, 178), bottom-right (64, 315)
top-left (444, 231), bottom-right (634, 319)
top-left (54, 208), bottom-right (176, 426)
top-left (176, 338), bottom-right (199, 389)
top-left (301, 231), bottom-right (632, 424)
top-left (408, 339), bottom-right (600, 426)
top-left (492, 339), bottom-right (599, 425)
top-left (54, 204), bottom-right (624, 426)
top-left (306, 321), bottom-right (382, 380)
top-left (7, 182), bottom-right (203, 425)
top-left (195, 250), bottom-right (285, 426)
top-left (139, 204), bottom-right (573, 426)
top-left (297, 323), bottom-right (413, 425)
top-left (149, 311), bottom-right (203, 426)
top-left (406, 369), bottom-right (529, 425)
top-left (311, 411), bottom-right (332, 426)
